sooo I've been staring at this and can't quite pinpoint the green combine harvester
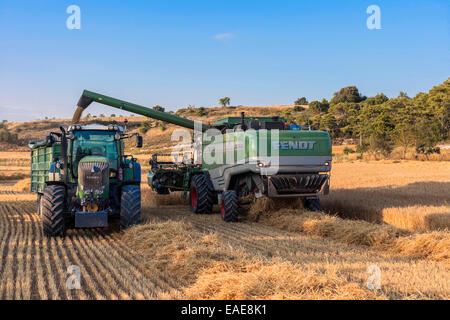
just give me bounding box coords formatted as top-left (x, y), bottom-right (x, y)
top-left (29, 123), bottom-right (143, 236)
top-left (74, 90), bottom-right (332, 222)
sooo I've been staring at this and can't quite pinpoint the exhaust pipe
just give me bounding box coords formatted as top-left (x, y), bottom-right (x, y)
top-left (59, 126), bottom-right (68, 183)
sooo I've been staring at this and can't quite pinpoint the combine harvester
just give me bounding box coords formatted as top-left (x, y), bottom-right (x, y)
top-left (74, 90), bottom-right (332, 222)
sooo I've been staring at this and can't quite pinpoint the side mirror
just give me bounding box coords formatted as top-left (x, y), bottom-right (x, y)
top-left (136, 135), bottom-right (143, 148)
top-left (45, 135), bottom-right (55, 147)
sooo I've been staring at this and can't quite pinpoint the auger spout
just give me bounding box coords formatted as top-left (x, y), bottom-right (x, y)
top-left (73, 90), bottom-right (210, 131)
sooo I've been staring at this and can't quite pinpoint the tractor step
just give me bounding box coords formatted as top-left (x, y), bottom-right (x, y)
top-left (75, 210), bottom-right (108, 228)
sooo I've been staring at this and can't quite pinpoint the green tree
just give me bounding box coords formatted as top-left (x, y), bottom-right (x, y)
top-left (320, 113), bottom-right (339, 139)
top-left (398, 91), bottom-right (410, 99)
top-left (152, 105), bottom-right (165, 112)
top-left (309, 99), bottom-right (329, 114)
top-left (425, 78), bottom-right (450, 140)
top-left (330, 86), bottom-right (366, 104)
top-left (219, 97), bottom-right (231, 107)
top-left (358, 103), bottom-right (395, 156)
top-left (294, 97), bottom-right (308, 105)
top-left (364, 93), bottom-right (389, 106)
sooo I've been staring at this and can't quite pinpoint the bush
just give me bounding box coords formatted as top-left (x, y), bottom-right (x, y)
top-left (139, 120), bottom-right (152, 134)
top-left (368, 133), bottom-right (393, 157)
top-left (343, 147), bottom-right (355, 155)
top-left (293, 105), bottom-right (305, 112)
top-left (195, 107), bottom-right (207, 116)
top-left (416, 144), bottom-right (440, 155)
top-left (156, 121), bottom-right (167, 131)
top-left (356, 143), bottom-right (369, 155)
top-left (0, 128), bottom-right (18, 143)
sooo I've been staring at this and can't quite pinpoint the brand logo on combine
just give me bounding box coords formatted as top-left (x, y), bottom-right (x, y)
top-left (272, 141), bottom-right (316, 150)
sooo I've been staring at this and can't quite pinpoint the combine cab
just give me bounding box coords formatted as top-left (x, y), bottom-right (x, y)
top-left (73, 90), bottom-right (332, 222)
top-left (29, 124), bottom-right (143, 236)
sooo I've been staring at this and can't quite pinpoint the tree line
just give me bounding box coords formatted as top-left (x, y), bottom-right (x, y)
top-left (285, 78), bottom-right (449, 157)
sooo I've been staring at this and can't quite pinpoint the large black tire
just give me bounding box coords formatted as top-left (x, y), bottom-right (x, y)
top-left (42, 185), bottom-right (66, 237)
top-left (120, 185), bottom-right (141, 230)
top-left (189, 175), bottom-right (214, 214)
top-left (221, 190), bottom-right (238, 222)
top-left (304, 197), bottom-right (321, 212)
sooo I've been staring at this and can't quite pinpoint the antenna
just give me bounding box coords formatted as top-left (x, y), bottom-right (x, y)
top-left (306, 110), bottom-right (311, 130)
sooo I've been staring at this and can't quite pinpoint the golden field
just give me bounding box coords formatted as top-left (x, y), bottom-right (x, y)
top-left (0, 144), bottom-right (449, 299)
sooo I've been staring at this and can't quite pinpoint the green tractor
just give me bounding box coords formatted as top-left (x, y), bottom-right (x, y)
top-left (74, 90), bottom-right (332, 222)
top-left (29, 124), bottom-right (143, 237)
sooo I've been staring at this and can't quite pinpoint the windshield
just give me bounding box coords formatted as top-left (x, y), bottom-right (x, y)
top-left (71, 130), bottom-right (118, 176)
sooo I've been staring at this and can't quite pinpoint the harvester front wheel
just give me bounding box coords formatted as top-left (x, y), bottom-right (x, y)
top-left (304, 197), bottom-right (321, 212)
top-left (189, 175), bottom-right (214, 214)
top-left (42, 185), bottom-right (66, 237)
top-left (120, 185), bottom-right (141, 230)
top-left (221, 190), bottom-right (238, 222)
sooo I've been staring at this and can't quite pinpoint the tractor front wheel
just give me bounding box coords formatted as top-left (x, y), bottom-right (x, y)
top-left (120, 185), bottom-right (141, 230)
top-left (189, 175), bottom-right (214, 214)
top-left (221, 190), bottom-right (238, 222)
top-left (42, 185), bottom-right (66, 237)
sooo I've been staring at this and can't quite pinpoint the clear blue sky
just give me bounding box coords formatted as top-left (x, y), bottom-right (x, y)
top-left (0, 0), bottom-right (449, 121)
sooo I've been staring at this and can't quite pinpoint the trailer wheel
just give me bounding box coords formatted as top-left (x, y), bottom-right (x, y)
top-left (304, 197), bottom-right (321, 212)
top-left (42, 185), bottom-right (66, 237)
top-left (189, 175), bottom-right (213, 214)
top-left (221, 190), bottom-right (238, 222)
top-left (120, 185), bottom-right (141, 230)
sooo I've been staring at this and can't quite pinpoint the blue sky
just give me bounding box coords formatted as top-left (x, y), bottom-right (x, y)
top-left (0, 0), bottom-right (449, 121)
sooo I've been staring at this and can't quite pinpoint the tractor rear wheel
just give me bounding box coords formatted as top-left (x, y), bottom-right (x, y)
top-left (120, 185), bottom-right (141, 230)
top-left (221, 190), bottom-right (238, 222)
top-left (189, 175), bottom-right (214, 214)
top-left (42, 185), bottom-right (66, 237)
top-left (304, 197), bottom-right (321, 212)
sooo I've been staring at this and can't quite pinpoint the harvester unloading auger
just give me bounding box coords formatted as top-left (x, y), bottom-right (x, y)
top-left (74, 90), bottom-right (332, 222)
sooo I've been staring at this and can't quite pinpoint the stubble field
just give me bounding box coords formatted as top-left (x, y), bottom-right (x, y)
top-left (0, 151), bottom-right (448, 299)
